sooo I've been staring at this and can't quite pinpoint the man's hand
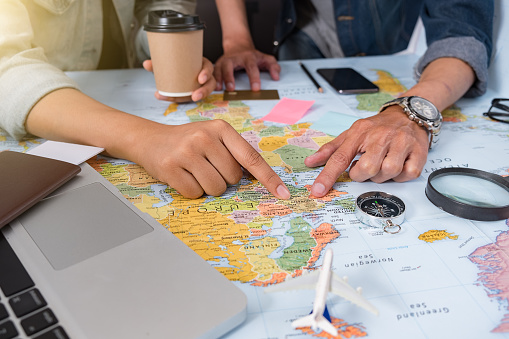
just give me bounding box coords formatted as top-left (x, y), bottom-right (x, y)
top-left (305, 57), bottom-right (478, 198)
top-left (143, 57), bottom-right (216, 102)
top-left (304, 107), bottom-right (429, 197)
top-left (214, 49), bottom-right (281, 92)
top-left (134, 119), bottom-right (291, 199)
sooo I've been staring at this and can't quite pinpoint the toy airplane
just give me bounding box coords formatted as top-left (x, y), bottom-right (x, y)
top-left (265, 249), bottom-right (378, 336)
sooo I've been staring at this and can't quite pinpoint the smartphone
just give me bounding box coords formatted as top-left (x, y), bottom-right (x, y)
top-left (317, 67), bottom-right (379, 94)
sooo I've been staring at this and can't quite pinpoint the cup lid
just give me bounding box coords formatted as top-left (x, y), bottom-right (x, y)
top-left (144, 10), bottom-right (205, 33)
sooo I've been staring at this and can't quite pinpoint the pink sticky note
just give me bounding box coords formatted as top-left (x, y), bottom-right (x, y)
top-left (262, 97), bottom-right (315, 124)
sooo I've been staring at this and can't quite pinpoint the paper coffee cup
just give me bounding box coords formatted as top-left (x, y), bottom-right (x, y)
top-left (144, 10), bottom-right (205, 98)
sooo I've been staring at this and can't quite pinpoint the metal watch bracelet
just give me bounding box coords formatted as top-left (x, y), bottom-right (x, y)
top-left (379, 96), bottom-right (442, 149)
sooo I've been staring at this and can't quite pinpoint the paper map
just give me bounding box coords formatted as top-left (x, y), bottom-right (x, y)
top-left (2, 55), bottom-right (509, 338)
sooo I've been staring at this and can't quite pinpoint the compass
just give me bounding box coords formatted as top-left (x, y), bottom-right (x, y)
top-left (355, 191), bottom-right (406, 234)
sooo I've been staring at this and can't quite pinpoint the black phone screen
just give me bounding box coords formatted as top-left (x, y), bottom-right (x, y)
top-left (317, 68), bottom-right (379, 94)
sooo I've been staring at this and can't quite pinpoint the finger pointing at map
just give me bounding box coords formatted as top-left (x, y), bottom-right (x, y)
top-left (135, 119), bottom-right (291, 200)
top-left (221, 122), bottom-right (291, 200)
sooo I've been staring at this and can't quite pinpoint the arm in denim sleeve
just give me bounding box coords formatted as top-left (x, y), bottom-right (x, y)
top-left (416, 0), bottom-right (494, 97)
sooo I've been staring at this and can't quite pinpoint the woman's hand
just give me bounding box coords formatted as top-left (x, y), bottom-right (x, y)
top-left (131, 119), bottom-right (291, 199)
top-left (143, 57), bottom-right (216, 102)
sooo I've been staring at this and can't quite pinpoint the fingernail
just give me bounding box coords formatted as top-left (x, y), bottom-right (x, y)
top-left (227, 82), bottom-right (234, 91)
top-left (305, 152), bottom-right (320, 166)
top-left (216, 82), bottom-right (222, 90)
top-left (276, 184), bottom-right (291, 200)
top-left (194, 92), bottom-right (203, 101)
top-left (306, 153), bottom-right (317, 161)
top-left (311, 183), bottom-right (326, 197)
top-left (252, 82), bottom-right (261, 91)
top-left (201, 74), bottom-right (208, 83)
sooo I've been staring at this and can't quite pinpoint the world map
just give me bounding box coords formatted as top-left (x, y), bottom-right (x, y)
top-left (84, 66), bottom-right (508, 338)
top-left (2, 55), bottom-right (509, 338)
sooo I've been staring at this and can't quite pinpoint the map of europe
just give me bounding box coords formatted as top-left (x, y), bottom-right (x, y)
top-left (2, 57), bottom-right (509, 338)
top-left (88, 95), bottom-right (345, 284)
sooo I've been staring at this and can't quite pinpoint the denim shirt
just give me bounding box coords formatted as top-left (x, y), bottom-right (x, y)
top-left (275, 0), bottom-right (494, 97)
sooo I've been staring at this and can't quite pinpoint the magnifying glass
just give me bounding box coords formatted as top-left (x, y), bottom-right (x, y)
top-left (425, 168), bottom-right (509, 221)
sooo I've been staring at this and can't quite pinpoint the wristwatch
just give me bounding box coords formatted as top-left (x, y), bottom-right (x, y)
top-left (379, 96), bottom-right (442, 149)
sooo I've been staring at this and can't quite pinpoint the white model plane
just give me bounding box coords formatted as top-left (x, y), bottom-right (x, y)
top-left (265, 249), bottom-right (378, 336)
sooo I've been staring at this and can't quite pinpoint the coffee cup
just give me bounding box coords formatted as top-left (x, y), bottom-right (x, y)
top-left (144, 10), bottom-right (205, 100)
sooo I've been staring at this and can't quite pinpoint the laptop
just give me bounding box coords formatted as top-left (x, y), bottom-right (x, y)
top-left (0, 161), bottom-right (247, 338)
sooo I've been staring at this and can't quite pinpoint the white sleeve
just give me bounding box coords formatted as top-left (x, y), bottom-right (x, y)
top-left (0, 1), bottom-right (79, 140)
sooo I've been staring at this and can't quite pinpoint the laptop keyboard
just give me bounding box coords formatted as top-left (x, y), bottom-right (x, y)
top-left (0, 233), bottom-right (69, 339)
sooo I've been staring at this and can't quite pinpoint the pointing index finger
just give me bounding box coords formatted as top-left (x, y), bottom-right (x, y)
top-left (222, 129), bottom-right (290, 200)
top-left (310, 139), bottom-right (359, 197)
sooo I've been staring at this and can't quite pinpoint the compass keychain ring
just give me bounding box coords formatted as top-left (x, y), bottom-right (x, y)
top-left (354, 191), bottom-right (406, 234)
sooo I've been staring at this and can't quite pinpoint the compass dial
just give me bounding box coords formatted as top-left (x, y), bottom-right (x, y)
top-left (358, 197), bottom-right (404, 218)
top-left (355, 191), bottom-right (406, 232)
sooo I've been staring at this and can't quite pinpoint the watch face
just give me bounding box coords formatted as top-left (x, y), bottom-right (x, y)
top-left (409, 97), bottom-right (439, 120)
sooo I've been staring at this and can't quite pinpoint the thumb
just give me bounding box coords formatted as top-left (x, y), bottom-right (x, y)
top-left (142, 60), bottom-right (153, 72)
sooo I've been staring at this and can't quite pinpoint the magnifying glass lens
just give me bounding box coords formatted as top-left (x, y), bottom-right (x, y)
top-left (430, 174), bottom-right (509, 208)
top-left (426, 168), bottom-right (509, 221)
